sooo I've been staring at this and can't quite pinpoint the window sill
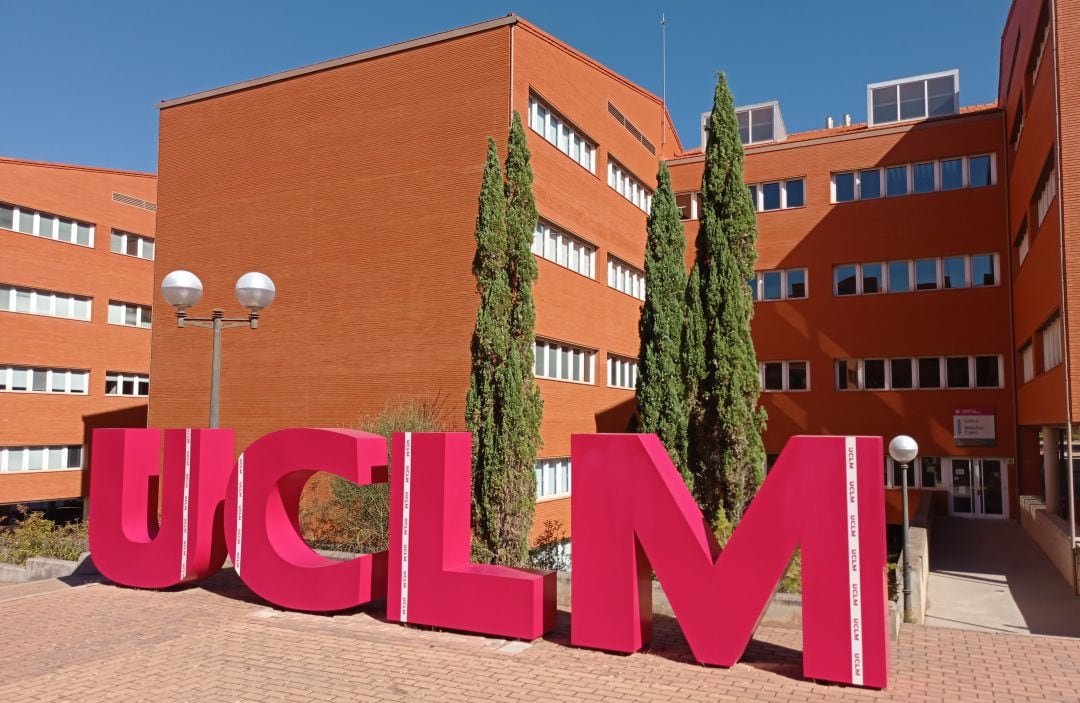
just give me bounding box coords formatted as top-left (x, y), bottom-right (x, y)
top-left (536, 376), bottom-right (594, 387)
top-left (537, 493), bottom-right (571, 504)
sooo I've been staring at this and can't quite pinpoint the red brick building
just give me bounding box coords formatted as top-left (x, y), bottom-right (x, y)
top-left (146, 4), bottom-right (1077, 552)
top-left (0, 158), bottom-right (156, 514)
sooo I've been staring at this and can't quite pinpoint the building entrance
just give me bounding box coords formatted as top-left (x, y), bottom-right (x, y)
top-left (949, 458), bottom-right (1005, 517)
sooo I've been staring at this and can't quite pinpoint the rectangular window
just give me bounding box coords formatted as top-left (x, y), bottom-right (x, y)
top-left (110, 230), bottom-right (156, 261)
top-left (785, 179), bottom-right (805, 208)
top-left (0, 201), bottom-right (93, 248)
top-left (761, 271), bottom-right (783, 300)
top-left (761, 182), bottom-right (782, 211)
top-left (969, 155), bottom-right (993, 188)
top-left (786, 268), bottom-right (807, 299)
top-left (108, 301), bottom-right (152, 329)
top-left (835, 265), bottom-right (857, 296)
top-left (941, 158), bottom-right (964, 190)
top-left (886, 165), bottom-right (909, 197)
top-left (834, 173), bottom-right (855, 203)
top-left (861, 263), bottom-right (883, 294)
top-left (864, 359), bottom-right (887, 390)
top-left (607, 354), bottom-right (638, 390)
top-left (752, 268), bottom-right (808, 302)
top-left (945, 356), bottom-right (971, 388)
top-left (868, 72), bottom-right (957, 126)
top-left (608, 158), bottom-right (653, 214)
top-left (0, 445), bottom-right (84, 473)
top-left (105, 371), bottom-right (150, 397)
top-left (0, 284), bottom-right (91, 321)
top-left (0, 367), bottom-right (87, 395)
top-left (888, 261), bottom-right (911, 293)
top-left (859, 169), bottom-right (882, 200)
top-left (1042, 314), bottom-right (1063, 371)
top-left (971, 254), bottom-right (997, 286)
top-left (1035, 152), bottom-right (1058, 226)
top-left (836, 359), bottom-right (859, 391)
top-left (534, 339), bottom-right (594, 384)
top-left (748, 178), bottom-right (804, 212)
top-left (974, 356), bottom-right (1001, 388)
top-left (918, 358), bottom-right (942, 388)
top-left (1016, 222), bottom-right (1030, 265)
top-left (913, 162), bottom-right (936, 193)
top-left (607, 256), bottom-right (645, 301)
top-left (528, 95), bottom-right (595, 173)
top-left (761, 361), bottom-right (809, 392)
top-left (942, 257), bottom-right (967, 289)
top-left (534, 458), bottom-right (571, 500)
top-left (675, 192), bottom-right (699, 221)
top-left (915, 259), bottom-right (938, 291)
top-left (1021, 342), bottom-right (1035, 383)
top-left (890, 358), bottom-right (914, 389)
top-left (533, 221), bottom-right (594, 279)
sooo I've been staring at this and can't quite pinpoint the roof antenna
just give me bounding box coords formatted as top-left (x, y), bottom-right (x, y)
top-left (661, 13), bottom-right (668, 151)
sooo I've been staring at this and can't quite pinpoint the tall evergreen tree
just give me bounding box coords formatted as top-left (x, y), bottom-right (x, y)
top-left (637, 162), bottom-right (690, 484)
top-left (466, 138), bottom-right (514, 562)
top-left (686, 73), bottom-right (767, 534)
top-left (467, 116), bottom-right (544, 567)
top-left (495, 111), bottom-right (544, 567)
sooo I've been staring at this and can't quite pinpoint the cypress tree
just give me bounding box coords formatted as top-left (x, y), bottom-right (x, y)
top-left (466, 138), bottom-right (513, 563)
top-left (496, 111), bottom-right (543, 567)
top-left (637, 161), bottom-right (690, 484)
top-left (687, 73), bottom-right (767, 534)
top-left (467, 115), bottom-right (544, 568)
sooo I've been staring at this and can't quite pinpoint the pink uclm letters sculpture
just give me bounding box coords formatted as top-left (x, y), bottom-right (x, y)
top-left (88, 427), bottom-right (887, 689)
top-left (88, 428), bottom-right (233, 588)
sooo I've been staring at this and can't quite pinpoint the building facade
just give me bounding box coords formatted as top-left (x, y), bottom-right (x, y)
top-left (148, 3), bottom-right (1076, 549)
top-left (0, 158), bottom-right (156, 515)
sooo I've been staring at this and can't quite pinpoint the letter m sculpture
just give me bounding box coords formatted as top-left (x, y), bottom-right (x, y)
top-left (571, 434), bottom-right (888, 688)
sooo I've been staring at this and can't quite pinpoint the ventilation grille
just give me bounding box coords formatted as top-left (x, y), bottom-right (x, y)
top-left (112, 192), bottom-right (157, 212)
top-left (607, 102), bottom-right (656, 155)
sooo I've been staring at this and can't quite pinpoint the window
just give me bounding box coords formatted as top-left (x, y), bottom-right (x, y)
top-left (108, 301), bottom-right (152, 328)
top-left (533, 221), bottom-right (594, 279)
top-left (833, 154), bottom-right (993, 203)
top-left (0, 366), bottom-right (88, 394)
top-left (760, 361), bottom-right (809, 392)
top-left (1021, 342), bottom-right (1035, 383)
top-left (534, 339), bottom-right (594, 384)
top-left (106, 372), bottom-right (150, 397)
top-left (110, 230), bottom-right (155, 261)
top-left (868, 71), bottom-right (958, 126)
top-left (885, 456), bottom-right (945, 490)
top-left (971, 254), bottom-right (996, 286)
top-left (1035, 152), bottom-right (1058, 226)
top-left (0, 201), bottom-right (93, 247)
top-left (535, 458), bottom-right (571, 500)
top-left (834, 172), bottom-right (856, 203)
top-left (888, 261), bottom-right (911, 293)
top-left (861, 263), bottom-right (883, 294)
top-left (734, 103), bottom-right (786, 145)
top-left (0, 445), bottom-right (84, 473)
top-left (1028, 3), bottom-right (1051, 83)
top-left (913, 162), bottom-right (936, 193)
top-left (675, 192), bottom-right (701, 220)
top-left (607, 355), bottom-right (638, 390)
top-left (0, 285), bottom-right (91, 321)
top-left (528, 95), bottom-right (595, 173)
top-left (835, 265), bottom-right (857, 296)
top-left (607, 159), bottom-right (653, 213)
top-left (942, 257), bottom-right (966, 289)
top-left (1011, 102), bottom-right (1025, 149)
top-left (751, 268), bottom-right (808, 301)
top-left (1042, 314), bottom-right (1063, 371)
top-left (915, 259), bottom-right (939, 290)
top-left (1016, 221), bottom-right (1030, 265)
top-left (607, 256), bottom-right (645, 301)
top-left (748, 178), bottom-right (805, 212)
top-left (838, 355), bottom-right (1001, 390)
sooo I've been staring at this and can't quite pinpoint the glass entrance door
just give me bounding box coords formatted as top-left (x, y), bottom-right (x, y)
top-left (949, 458), bottom-right (1006, 517)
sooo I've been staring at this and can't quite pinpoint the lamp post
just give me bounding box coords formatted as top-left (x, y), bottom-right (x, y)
top-left (888, 434), bottom-right (919, 623)
top-left (161, 270), bottom-right (276, 429)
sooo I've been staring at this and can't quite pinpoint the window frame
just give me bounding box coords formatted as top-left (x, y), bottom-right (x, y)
top-left (760, 360), bottom-right (810, 392)
top-left (527, 94), bottom-right (596, 174)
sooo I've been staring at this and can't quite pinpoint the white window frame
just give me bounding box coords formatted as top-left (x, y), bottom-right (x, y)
top-left (0, 285), bottom-right (92, 321)
top-left (1035, 157), bottom-right (1058, 227)
top-left (866, 70), bottom-right (959, 127)
top-left (535, 457), bottom-right (572, 501)
top-left (834, 254), bottom-right (997, 297)
top-left (534, 339), bottom-right (596, 385)
top-left (0, 366), bottom-right (89, 394)
top-left (532, 220), bottom-right (595, 279)
top-left (110, 229), bottom-right (156, 261)
top-left (748, 178), bottom-right (806, 212)
top-left (1021, 342), bottom-right (1035, 383)
top-left (0, 201), bottom-right (94, 248)
top-left (760, 360), bottom-right (810, 392)
top-left (528, 95), bottom-right (596, 174)
top-left (831, 153), bottom-right (996, 204)
top-left (675, 191), bottom-right (701, 221)
top-left (105, 371), bottom-right (150, 397)
top-left (0, 445), bottom-right (84, 473)
top-left (607, 354), bottom-right (639, 390)
top-left (751, 268), bottom-right (809, 302)
top-left (1042, 315), bottom-right (1063, 372)
top-left (108, 301), bottom-right (152, 329)
top-left (607, 256), bottom-right (646, 301)
top-left (607, 158), bottom-right (653, 214)
top-left (836, 355), bottom-right (1002, 391)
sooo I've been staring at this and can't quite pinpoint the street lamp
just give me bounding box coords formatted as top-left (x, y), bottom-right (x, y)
top-left (161, 270), bottom-right (276, 429)
top-left (888, 434), bottom-right (919, 623)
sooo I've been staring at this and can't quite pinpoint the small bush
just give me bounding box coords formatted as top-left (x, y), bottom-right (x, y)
top-left (301, 395), bottom-right (448, 554)
top-left (0, 505), bottom-right (88, 565)
top-left (529, 520), bottom-right (570, 571)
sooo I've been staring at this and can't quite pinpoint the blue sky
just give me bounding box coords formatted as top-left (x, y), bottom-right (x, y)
top-left (3, 1), bottom-right (1012, 172)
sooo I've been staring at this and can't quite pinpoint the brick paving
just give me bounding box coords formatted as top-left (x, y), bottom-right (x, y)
top-left (2, 573), bottom-right (1080, 702)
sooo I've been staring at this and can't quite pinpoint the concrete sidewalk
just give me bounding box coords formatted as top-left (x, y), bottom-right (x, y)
top-left (926, 516), bottom-right (1080, 636)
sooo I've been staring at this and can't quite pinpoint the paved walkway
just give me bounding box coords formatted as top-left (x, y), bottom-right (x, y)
top-left (3, 573), bottom-right (1080, 701)
top-left (926, 517), bottom-right (1080, 636)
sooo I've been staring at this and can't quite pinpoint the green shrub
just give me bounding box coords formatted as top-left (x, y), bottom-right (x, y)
top-left (301, 396), bottom-right (448, 553)
top-left (0, 505), bottom-right (88, 565)
top-left (528, 520), bottom-right (569, 571)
